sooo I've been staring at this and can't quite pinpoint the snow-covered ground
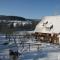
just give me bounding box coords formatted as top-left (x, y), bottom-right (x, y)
top-left (0, 34), bottom-right (60, 60)
top-left (20, 51), bottom-right (60, 60)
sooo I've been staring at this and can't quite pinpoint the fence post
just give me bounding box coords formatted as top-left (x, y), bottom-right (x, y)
top-left (37, 44), bottom-right (39, 51)
top-left (29, 43), bottom-right (30, 51)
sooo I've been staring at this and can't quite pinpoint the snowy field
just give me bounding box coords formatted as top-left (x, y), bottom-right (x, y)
top-left (0, 34), bottom-right (60, 60)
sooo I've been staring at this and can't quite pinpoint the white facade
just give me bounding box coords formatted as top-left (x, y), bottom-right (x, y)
top-left (35, 15), bottom-right (60, 33)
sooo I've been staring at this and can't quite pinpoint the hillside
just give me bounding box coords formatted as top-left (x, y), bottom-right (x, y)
top-left (0, 15), bottom-right (40, 33)
top-left (0, 15), bottom-right (25, 21)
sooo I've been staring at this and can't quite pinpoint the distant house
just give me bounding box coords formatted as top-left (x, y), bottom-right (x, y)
top-left (11, 20), bottom-right (32, 27)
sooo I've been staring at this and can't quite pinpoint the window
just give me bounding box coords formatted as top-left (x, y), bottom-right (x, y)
top-left (42, 21), bottom-right (48, 26)
top-left (46, 24), bottom-right (53, 31)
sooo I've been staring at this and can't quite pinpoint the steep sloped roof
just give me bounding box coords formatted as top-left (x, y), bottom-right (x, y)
top-left (35, 15), bottom-right (60, 33)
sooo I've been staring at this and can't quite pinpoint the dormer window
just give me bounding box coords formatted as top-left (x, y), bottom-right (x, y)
top-left (43, 21), bottom-right (48, 26)
top-left (45, 21), bottom-right (48, 24)
top-left (50, 25), bottom-right (53, 30)
top-left (46, 24), bottom-right (53, 31)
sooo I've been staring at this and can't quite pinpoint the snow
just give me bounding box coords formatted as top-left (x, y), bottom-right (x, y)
top-left (20, 44), bottom-right (60, 60)
top-left (35, 15), bottom-right (60, 33)
top-left (0, 34), bottom-right (60, 60)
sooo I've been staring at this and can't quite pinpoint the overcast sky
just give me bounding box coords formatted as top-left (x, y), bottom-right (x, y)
top-left (0, 0), bottom-right (60, 19)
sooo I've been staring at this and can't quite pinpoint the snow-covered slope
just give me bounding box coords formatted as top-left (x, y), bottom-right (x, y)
top-left (35, 15), bottom-right (60, 33)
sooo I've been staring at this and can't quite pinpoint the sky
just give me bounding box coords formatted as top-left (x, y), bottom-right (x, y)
top-left (0, 0), bottom-right (60, 19)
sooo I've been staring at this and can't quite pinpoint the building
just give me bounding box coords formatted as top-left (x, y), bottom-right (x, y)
top-left (34, 15), bottom-right (60, 44)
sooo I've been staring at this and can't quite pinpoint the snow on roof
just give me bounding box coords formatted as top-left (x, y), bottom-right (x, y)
top-left (35, 15), bottom-right (60, 33)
